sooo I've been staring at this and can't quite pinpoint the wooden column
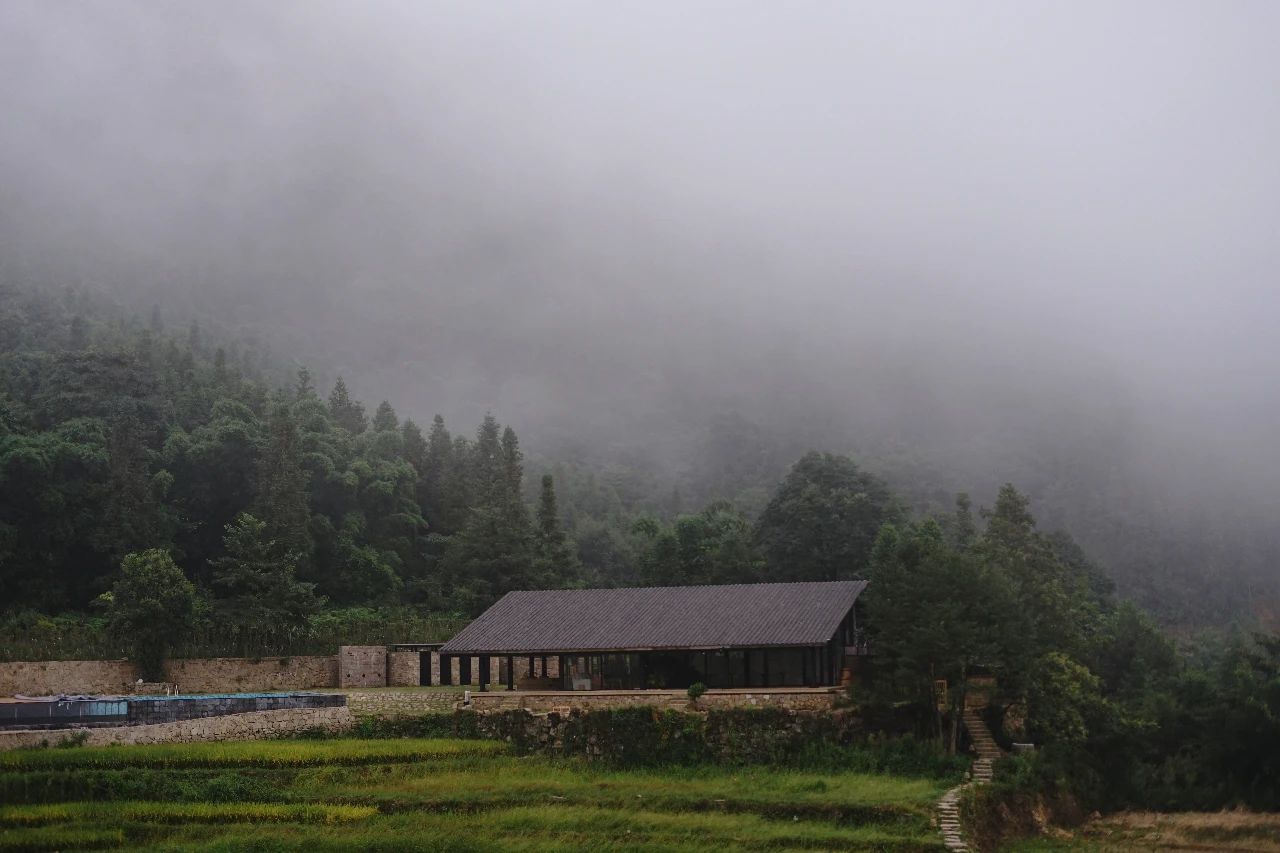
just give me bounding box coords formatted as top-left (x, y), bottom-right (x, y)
top-left (507, 656), bottom-right (515, 690)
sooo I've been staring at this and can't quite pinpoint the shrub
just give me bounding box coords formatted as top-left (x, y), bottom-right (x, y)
top-left (687, 682), bottom-right (708, 701)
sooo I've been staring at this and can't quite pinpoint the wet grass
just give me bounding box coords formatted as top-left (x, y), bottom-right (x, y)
top-left (0, 738), bottom-right (950, 851)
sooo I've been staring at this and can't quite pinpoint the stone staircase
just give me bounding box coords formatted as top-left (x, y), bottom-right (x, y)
top-left (963, 707), bottom-right (1004, 785)
top-left (937, 708), bottom-right (1007, 851)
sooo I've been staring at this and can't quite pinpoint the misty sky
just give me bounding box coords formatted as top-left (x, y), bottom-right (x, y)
top-left (1, 1), bottom-right (1277, 521)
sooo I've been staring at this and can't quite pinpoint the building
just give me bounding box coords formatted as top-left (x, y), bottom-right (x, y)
top-left (437, 580), bottom-right (868, 691)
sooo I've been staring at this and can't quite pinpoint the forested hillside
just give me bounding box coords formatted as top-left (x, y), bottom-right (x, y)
top-left (2, 282), bottom-right (1276, 640)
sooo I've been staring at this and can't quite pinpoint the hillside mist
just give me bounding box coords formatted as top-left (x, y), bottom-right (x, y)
top-left (1, 2), bottom-right (1277, 624)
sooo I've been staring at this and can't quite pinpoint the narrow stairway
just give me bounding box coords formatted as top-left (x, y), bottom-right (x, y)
top-left (937, 707), bottom-right (1007, 851)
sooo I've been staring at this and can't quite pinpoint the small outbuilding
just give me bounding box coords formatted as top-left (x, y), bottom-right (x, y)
top-left (438, 580), bottom-right (868, 691)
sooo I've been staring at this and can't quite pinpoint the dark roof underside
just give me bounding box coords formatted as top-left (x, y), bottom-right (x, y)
top-left (440, 581), bottom-right (866, 654)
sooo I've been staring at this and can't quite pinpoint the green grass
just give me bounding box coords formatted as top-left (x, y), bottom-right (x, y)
top-left (0, 738), bottom-right (951, 851)
top-left (0, 738), bottom-right (502, 770)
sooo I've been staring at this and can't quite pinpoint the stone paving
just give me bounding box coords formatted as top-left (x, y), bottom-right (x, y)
top-left (936, 709), bottom-right (1006, 851)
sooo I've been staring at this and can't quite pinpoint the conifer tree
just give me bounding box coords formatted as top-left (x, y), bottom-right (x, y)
top-left (372, 400), bottom-right (398, 432)
top-left (534, 474), bottom-right (578, 585)
top-left (210, 513), bottom-right (322, 651)
top-left (255, 398), bottom-right (313, 568)
top-left (327, 377), bottom-right (367, 434)
top-left (295, 366), bottom-right (315, 399)
top-left (472, 414), bottom-right (504, 507)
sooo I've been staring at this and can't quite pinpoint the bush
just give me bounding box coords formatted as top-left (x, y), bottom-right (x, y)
top-left (686, 682), bottom-right (708, 701)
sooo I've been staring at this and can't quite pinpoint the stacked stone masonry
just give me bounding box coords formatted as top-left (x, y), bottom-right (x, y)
top-left (386, 651), bottom-right (420, 688)
top-left (467, 687), bottom-right (839, 713)
top-left (344, 689), bottom-right (464, 718)
top-left (0, 657), bottom-right (336, 696)
top-left (338, 646), bottom-right (387, 688)
top-left (0, 706), bottom-right (354, 751)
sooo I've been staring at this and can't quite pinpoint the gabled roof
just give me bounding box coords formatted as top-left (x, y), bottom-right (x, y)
top-left (439, 580), bottom-right (866, 655)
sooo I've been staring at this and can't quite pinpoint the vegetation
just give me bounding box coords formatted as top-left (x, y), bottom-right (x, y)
top-left (3, 283), bottom-right (1280, 841)
top-left (0, 737), bottom-right (951, 851)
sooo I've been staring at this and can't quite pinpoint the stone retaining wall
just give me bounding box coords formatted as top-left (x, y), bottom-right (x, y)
top-left (467, 687), bottom-right (839, 713)
top-left (0, 706), bottom-right (354, 751)
top-left (0, 657), bottom-right (338, 696)
top-left (166, 657), bottom-right (336, 693)
top-left (344, 689), bottom-right (465, 718)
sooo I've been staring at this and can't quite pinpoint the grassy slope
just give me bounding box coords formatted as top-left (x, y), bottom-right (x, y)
top-left (0, 738), bottom-right (950, 852)
top-left (1004, 811), bottom-right (1280, 852)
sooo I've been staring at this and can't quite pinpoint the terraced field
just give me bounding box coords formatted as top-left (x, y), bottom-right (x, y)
top-left (0, 738), bottom-right (951, 851)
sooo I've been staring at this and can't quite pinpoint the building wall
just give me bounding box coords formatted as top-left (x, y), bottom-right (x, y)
top-left (386, 651), bottom-right (420, 687)
top-left (337, 646), bottom-right (387, 688)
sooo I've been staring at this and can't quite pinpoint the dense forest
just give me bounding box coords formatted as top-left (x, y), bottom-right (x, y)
top-left (2, 281), bottom-right (1279, 812)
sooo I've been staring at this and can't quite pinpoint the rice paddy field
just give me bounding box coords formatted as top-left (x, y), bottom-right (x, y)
top-left (0, 738), bottom-right (951, 851)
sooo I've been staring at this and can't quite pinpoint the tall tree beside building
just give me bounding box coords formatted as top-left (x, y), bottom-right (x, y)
top-left (534, 474), bottom-right (578, 586)
top-left (754, 451), bottom-right (903, 581)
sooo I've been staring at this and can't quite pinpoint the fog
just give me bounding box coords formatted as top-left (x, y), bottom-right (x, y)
top-left (1, 2), bottom-right (1277, 607)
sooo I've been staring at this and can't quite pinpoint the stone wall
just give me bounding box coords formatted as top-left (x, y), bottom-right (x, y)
top-left (338, 646), bottom-right (387, 688)
top-left (0, 706), bottom-right (354, 751)
top-left (166, 657), bottom-right (336, 693)
top-left (461, 705), bottom-right (862, 765)
top-left (0, 660), bottom-right (139, 696)
top-left (386, 651), bottom-right (420, 688)
top-left (344, 688), bottom-right (465, 718)
top-left (467, 687), bottom-right (839, 714)
top-left (0, 657), bottom-right (338, 697)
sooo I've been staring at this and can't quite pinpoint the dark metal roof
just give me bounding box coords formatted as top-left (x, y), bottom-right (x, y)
top-left (440, 581), bottom-right (866, 655)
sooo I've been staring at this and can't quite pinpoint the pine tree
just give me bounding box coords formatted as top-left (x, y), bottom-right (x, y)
top-left (210, 513), bottom-right (322, 651)
top-left (255, 398), bottom-right (313, 569)
top-left (327, 377), bottom-right (367, 434)
top-left (372, 400), bottom-right (398, 432)
top-left (295, 366), bottom-right (315, 399)
top-left (534, 474), bottom-right (578, 585)
top-left (472, 414), bottom-right (504, 507)
top-left (213, 348), bottom-right (228, 386)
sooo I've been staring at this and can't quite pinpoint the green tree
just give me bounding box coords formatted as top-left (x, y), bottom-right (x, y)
top-left (105, 549), bottom-right (196, 681)
top-left (533, 474), bottom-right (578, 585)
top-left (372, 400), bottom-right (398, 432)
top-left (210, 513), bottom-right (322, 652)
top-left (255, 399), bottom-right (313, 567)
top-left (865, 520), bottom-right (1015, 752)
top-left (755, 451), bottom-right (902, 581)
top-left (327, 377), bottom-right (366, 434)
top-left (636, 502), bottom-right (763, 586)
